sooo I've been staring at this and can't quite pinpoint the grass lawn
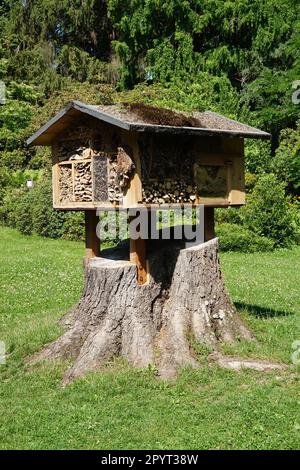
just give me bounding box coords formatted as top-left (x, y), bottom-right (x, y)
top-left (0, 226), bottom-right (299, 450)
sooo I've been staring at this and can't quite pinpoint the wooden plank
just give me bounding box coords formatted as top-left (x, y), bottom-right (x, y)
top-left (71, 162), bottom-right (75, 202)
top-left (204, 207), bottom-right (215, 242)
top-left (226, 161), bottom-right (233, 204)
top-left (195, 140), bottom-right (245, 206)
top-left (129, 123), bottom-right (271, 139)
top-left (53, 201), bottom-right (234, 211)
top-left (57, 154), bottom-right (116, 166)
top-left (221, 136), bottom-right (244, 154)
top-left (85, 210), bottom-right (100, 261)
top-left (122, 131), bottom-right (142, 207)
top-left (52, 143), bottom-right (60, 207)
top-left (229, 140), bottom-right (245, 205)
top-left (128, 211), bottom-right (148, 285)
top-left (58, 158), bottom-right (91, 166)
top-left (130, 238), bottom-right (148, 285)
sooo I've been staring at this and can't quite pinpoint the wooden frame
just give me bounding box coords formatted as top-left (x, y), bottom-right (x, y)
top-left (129, 210), bottom-right (148, 286)
top-left (204, 207), bottom-right (215, 242)
top-left (84, 210), bottom-right (100, 261)
top-left (130, 238), bottom-right (148, 286)
top-left (121, 131), bottom-right (143, 207)
top-left (52, 130), bottom-right (245, 211)
top-left (53, 152), bottom-right (120, 207)
top-left (194, 138), bottom-right (245, 206)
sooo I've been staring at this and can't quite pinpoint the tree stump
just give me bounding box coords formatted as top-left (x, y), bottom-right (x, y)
top-left (31, 238), bottom-right (253, 383)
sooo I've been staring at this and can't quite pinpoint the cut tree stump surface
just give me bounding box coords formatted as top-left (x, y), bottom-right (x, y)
top-left (31, 238), bottom-right (260, 383)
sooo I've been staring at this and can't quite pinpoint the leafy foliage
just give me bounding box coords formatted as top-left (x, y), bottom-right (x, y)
top-left (108, 0), bottom-right (300, 135)
top-left (0, 0), bottom-right (299, 249)
top-left (271, 122), bottom-right (300, 194)
top-left (0, 177), bottom-right (85, 240)
top-left (243, 174), bottom-right (296, 247)
top-left (4, 0), bottom-right (112, 91)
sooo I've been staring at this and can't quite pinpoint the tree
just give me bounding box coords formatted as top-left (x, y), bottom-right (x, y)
top-left (3, 0), bottom-right (112, 90)
top-left (108, 0), bottom-right (300, 137)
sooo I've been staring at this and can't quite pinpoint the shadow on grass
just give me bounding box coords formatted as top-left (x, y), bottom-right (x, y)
top-left (235, 302), bottom-right (294, 318)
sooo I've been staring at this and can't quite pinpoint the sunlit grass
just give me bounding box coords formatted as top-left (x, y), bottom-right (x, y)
top-left (0, 227), bottom-right (299, 450)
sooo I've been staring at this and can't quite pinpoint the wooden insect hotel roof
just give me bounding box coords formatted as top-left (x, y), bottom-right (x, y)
top-left (27, 100), bottom-right (271, 146)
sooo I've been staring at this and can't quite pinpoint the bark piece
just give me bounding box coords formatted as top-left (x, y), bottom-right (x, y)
top-left (116, 146), bottom-right (136, 191)
top-left (208, 353), bottom-right (288, 372)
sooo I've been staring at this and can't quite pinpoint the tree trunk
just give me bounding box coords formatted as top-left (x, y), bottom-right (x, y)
top-left (31, 238), bottom-right (253, 383)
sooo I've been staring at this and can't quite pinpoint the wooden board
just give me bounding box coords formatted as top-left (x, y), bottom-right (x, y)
top-left (85, 210), bottom-right (100, 260)
top-left (129, 211), bottom-right (148, 285)
top-left (130, 238), bottom-right (148, 285)
top-left (204, 207), bottom-right (215, 242)
top-left (122, 131), bottom-right (143, 207)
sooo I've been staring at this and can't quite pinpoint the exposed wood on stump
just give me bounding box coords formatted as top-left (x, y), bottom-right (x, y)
top-left (130, 238), bottom-right (148, 285)
top-left (129, 211), bottom-right (148, 285)
top-left (204, 207), bottom-right (215, 242)
top-left (30, 238), bottom-right (253, 383)
top-left (84, 211), bottom-right (100, 261)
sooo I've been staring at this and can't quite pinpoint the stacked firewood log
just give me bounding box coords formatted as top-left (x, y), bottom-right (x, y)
top-left (74, 162), bottom-right (93, 202)
top-left (142, 179), bottom-right (197, 204)
top-left (57, 139), bottom-right (136, 204)
top-left (59, 166), bottom-right (73, 203)
top-left (107, 159), bottom-right (123, 202)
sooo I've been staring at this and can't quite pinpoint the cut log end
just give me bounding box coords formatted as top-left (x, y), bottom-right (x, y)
top-left (30, 238), bottom-right (256, 384)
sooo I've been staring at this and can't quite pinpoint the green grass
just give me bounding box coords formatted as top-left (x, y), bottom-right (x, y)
top-left (0, 227), bottom-right (299, 450)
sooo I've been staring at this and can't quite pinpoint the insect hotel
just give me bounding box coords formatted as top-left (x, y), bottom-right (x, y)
top-left (27, 101), bottom-right (270, 283)
top-left (27, 101), bottom-right (271, 382)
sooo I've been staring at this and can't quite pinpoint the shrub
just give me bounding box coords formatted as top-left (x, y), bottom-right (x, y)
top-left (14, 193), bottom-right (34, 235)
top-left (2, 187), bottom-right (34, 235)
top-left (62, 212), bottom-right (85, 241)
top-left (0, 177), bottom-right (86, 240)
top-left (215, 207), bottom-right (243, 225)
top-left (216, 223), bottom-right (274, 253)
top-left (0, 163), bottom-right (11, 205)
top-left (271, 124), bottom-right (300, 195)
top-left (243, 173), bottom-right (296, 247)
top-left (0, 149), bottom-right (28, 170)
top-left (290, 199), bottom-right (300, 245)
top-left (31, 181), bottom-right (66, 238)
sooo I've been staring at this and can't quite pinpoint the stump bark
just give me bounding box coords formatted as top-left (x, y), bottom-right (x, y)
top-left (31, 238), bottom-right (253, 383)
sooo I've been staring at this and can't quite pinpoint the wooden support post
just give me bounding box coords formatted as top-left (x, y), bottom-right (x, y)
top-left (226, 160), bottom-right (233, 204)
top-left (129, 212), bottom-right (148, 285)
top-left (85, 210), bottom-right (100, 261)
top-left (204, 207), bottom-right (215, 242)
top-left (130, 238), bottom-right (148, 285)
